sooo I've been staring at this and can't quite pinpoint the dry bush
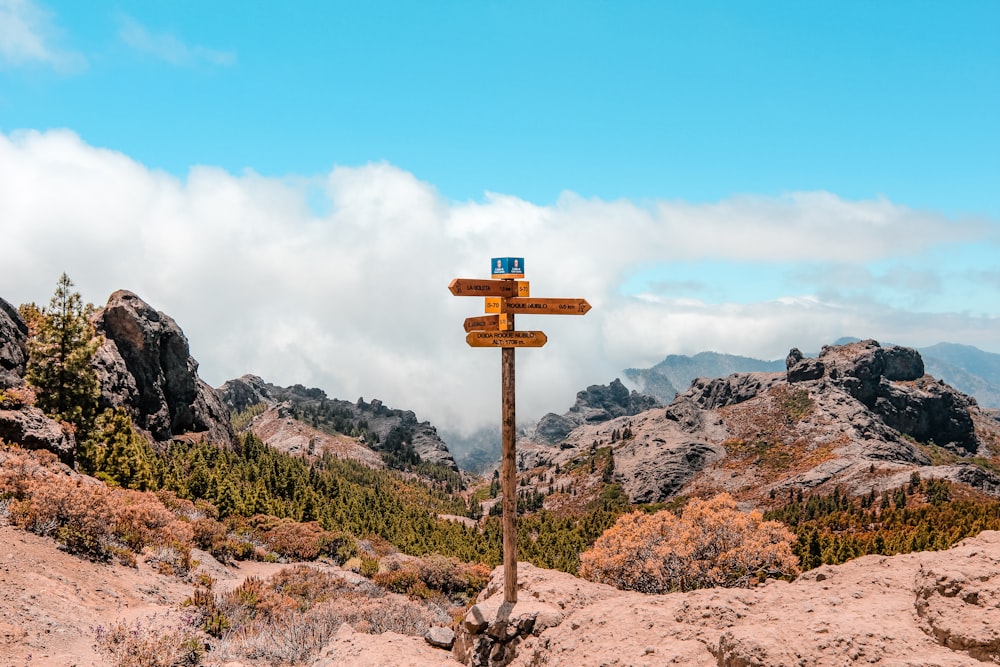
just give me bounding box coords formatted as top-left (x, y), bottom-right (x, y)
top-left (0, 446), bottom-right (63, 498)
top-left (372, 553), bottom-right (490, 603)
top-left (203, 564), bottom-right (445, 665)
top-left (580, 493), bottom-right (799, 593)
top-left (0, 385), bottom-right (36, 408)
top-left (218, 590), bottom-right (442, 665)
top-left (1, 450), bottom-right (194, 566)
top-left (259, 518), bottom-right (328, 560)
top-left (93, 617), bottom-right (204, 667)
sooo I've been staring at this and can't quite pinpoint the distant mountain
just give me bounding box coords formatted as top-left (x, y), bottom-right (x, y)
top-left (624, 342), bottom-right (1000, 410)
top-left (919, 343), bottom-right (1000, 410)
top-left (623, 352), bottom-right (784, 403)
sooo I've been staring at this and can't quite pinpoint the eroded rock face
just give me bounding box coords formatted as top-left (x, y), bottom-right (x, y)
top-left (534, 379), bottom-right (660, 445)
top-left (684, 372), bottom-right (784, 410)
top-left (914, 549), bottom-right (1000, 662)
top-left (92, 291), bottom-right (233, 445)
top-left (0, 297), bottom-right (28, 389)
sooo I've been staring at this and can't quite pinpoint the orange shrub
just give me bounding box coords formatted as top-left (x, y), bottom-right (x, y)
top-left (580, 493), bottom-right (799, 593)
top-left (2, 450), bottom-right (195, 565)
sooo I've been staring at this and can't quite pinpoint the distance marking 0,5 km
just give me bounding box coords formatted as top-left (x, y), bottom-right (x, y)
top-left (502, 298), bottom-right (591, 315)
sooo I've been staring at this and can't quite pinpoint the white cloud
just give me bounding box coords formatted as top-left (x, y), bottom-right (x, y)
top-left (1, 128), bottom-right (998, 435)
top-left (0, 0), bottom-right (86, 72)
top-left (117, 14), bottom-right (235, 67)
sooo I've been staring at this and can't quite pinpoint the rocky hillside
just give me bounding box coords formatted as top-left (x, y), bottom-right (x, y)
top-left (219, 375), bottom-right (458, 471)
top-left (519, 340), bottom-right (1000, 505)
top-left (2, 288), bottom-right (460, 474)
top-left (626, 341), bottom-right (1000, 409)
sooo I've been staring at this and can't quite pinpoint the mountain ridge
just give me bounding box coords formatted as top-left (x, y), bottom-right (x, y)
top-left (624, 341), bottom-right (1000, 409)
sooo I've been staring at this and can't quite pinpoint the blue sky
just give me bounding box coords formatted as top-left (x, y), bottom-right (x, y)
top-left (1, 1), bottom-right (998, 432)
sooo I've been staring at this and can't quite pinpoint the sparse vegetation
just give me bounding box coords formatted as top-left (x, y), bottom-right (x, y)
top-left (93, 617), bottom-right (204, 667)
top-left (766, 481), bottom-right (1000, 569)
top-left (187, 563), bottom-right (451, 665)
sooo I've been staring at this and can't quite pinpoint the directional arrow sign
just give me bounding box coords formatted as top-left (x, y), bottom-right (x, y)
top-left (502, 298), bottom-right (591, 315)
top-left (464, 315), bottom-right (500, 332)
top-left (466, 331), bottom-right (548, 348)
top-left (449, 279), bottom-right (530, 298)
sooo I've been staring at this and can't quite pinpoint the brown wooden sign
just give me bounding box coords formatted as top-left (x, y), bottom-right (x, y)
top-left (449, 259), bottom-right (589, 605)
top-left (449, 278), bottom-right (530, 298)
top-left (463, 315), bottom-right (499, 332)
top-left (502, 297), bottom-right (591, 315)
top-left (466, 330), bottom-right (548, 348)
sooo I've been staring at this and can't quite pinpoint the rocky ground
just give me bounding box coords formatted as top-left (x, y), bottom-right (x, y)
top-left (3, 521), bottom-right (1000, 666)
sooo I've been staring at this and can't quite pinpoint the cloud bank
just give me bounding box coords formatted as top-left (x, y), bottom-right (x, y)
top-left (1, 129), bottom-right (998, 434)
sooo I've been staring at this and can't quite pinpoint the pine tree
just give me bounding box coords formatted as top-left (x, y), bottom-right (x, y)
top-left (88, 408), bottom-right (156, 490)
top-left (22, 274), bottom-right (101, 439)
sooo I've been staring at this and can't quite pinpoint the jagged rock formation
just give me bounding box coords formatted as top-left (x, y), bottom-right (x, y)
top-left (523, 340), bottom-right (1000, 505)
top-left (533, 379), bottom-right (660, 445)
top-left (218, 374), bottom-right (273, 414)
top-left (786, 340), bottom-right (973, 454)
top-left (219, 376), bottom-right (458, 471)
top-left (0, 297), bottom-right (28, 389)
top-left (92, 290), bottom-right (233, 445)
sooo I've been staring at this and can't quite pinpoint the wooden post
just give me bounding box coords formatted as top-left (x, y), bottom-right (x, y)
top-left (501, 331), bottom-right (517, 604)
top-left (450, 258), bottom-right (588, 605)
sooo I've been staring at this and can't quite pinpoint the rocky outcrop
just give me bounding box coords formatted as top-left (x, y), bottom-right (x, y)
top-left (684, 371), bottom-right (784, 410)
top-left (92, 291), bottom-right (233, 445)
top-left (0, 407), bottom-right (75, 464)
top-left (787, 340), bottom-right (976, 454)
top-left (441, 532), bottom-right (1000, 667)
top-left (0, 297), bottom-right (28, 389)
top-left (0, 298), bottom-right (76, 463)
top-left (533, 379), bottom-right (660, 445)
top-left (218, 374), bottom-right (273, 414)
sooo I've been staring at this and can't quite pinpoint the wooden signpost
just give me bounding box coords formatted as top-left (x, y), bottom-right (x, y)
top-left (450, 258), bottom-right (590, 604)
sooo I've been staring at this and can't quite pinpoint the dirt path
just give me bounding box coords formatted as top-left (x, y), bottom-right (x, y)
top-left (0, 525), bottom-right (291, 667)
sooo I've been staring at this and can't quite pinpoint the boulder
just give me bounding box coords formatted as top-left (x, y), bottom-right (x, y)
top-left (92, 291), bottom-right (233, 445)
top-left (424, 626), bottom-right (455, 650)
top-left (787, 357), bottom-right (825, 383)
top-left (0, 407), bottom-right (75, 464)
